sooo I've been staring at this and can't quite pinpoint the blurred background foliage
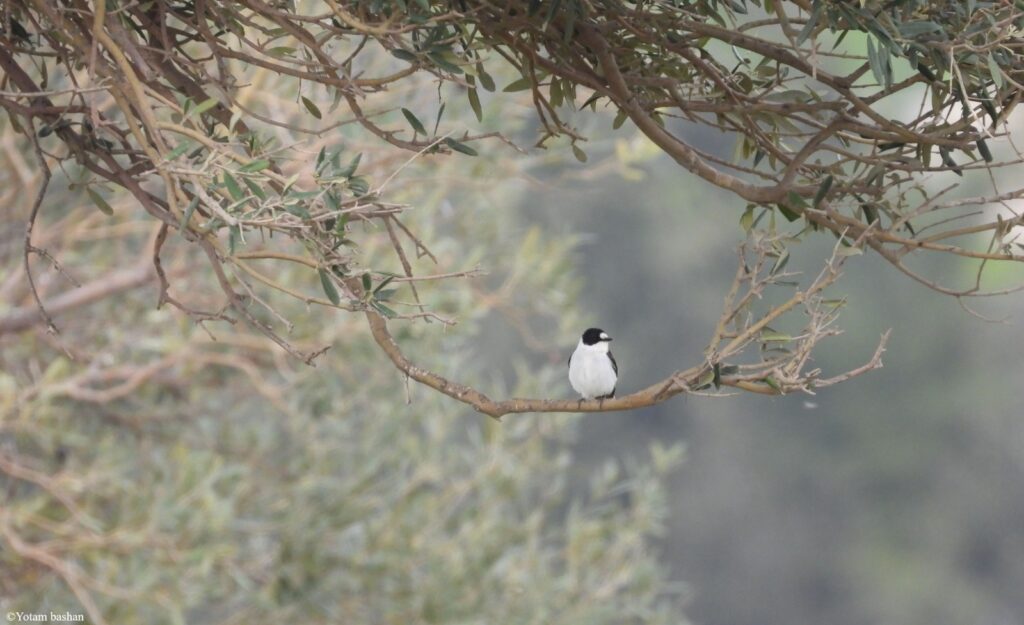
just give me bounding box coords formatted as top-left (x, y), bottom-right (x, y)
top-left (3, 2), bottom-right (1024, 624)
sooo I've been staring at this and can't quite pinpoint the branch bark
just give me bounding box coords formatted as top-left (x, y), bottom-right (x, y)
top-left (0, 263), bottom-right (156, 335)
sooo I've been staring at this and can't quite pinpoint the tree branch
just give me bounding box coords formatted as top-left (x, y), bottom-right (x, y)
top-left (0, 262), bottom-right (156, 335)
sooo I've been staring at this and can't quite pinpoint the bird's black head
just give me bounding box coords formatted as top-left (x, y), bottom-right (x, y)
top-left (581, 328), bottom-right (612, 345)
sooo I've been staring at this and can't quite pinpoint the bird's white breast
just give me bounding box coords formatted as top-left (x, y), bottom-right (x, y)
top-left (569, 342), bottom-right (617, 399)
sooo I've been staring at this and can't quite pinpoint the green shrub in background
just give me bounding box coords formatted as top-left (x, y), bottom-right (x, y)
top-left (0, 147), bottom-right (687, 623)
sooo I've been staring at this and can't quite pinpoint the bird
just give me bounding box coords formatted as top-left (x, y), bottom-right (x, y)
top-left (568, 327), bottom-right (618, 400)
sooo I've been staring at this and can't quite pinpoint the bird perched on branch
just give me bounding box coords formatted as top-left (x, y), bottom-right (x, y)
top-left (568, 328), bottom-right (618, 400)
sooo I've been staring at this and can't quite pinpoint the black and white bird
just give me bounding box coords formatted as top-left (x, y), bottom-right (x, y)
top-left (568, 328), bottom-right (618, 400)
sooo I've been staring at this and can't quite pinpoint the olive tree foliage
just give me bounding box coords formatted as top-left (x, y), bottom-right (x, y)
top-left (3, 0), bottom-right (1024, 417)
top-left (1, 109), bottom-right (683, 622)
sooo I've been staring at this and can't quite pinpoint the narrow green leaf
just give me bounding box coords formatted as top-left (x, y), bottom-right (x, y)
top-left (796, 1), bottom-right (822, 45)
top-left (333, 212), bottom-right (349, 234)
top-left (361, 272), bottom-right (372, 292)
top-left (243, 178), bottom-right (267, 201)
top-left (695, 371), bottom-right (715, 390)
top-left (866, 36), bottom-right (885, 87)
top-left (228, 224), bottom-right (241, 255)
top-left (899, 21), bottom-right (942, 38)
top-left (444, 137), bottom-right (478, 156)
top-left (988, 53), bottom-right (1004, 89)
top-left (284, 203), bottom-right (311, 219)
top-left (337, 153), bottom-right (362, 178)
top-left (579, 92), bottom-right (602, 111)
top-left (726, 0), bottom-right (747, 13)
top-left (402, 108), bottom-right (427, 135)
top-left (86, 188), bottom-right (114, 215)
top-left (427, 51), bottom-right (463, 74)
top-left (860, 203), bottom-right (879, 224)
top-left (180, 195), bottom-right (200, 232)
top-left (977, 139), bottom-right (993, 163)
top-left (165, 141), bottom-right (194, 161)
top-left (348, 176), bottom-right (369, 195)
top-left (571, 144), bottom-right (588, 163)
top-left (324, 191), bottom-right (341, 213)
top-left (786, 191), bottom-right (809, 209)
top-left (760, 330), bottom-right (792, 342)
top-left (266, 46), bottom-right (296, 58)
top-left (301, 96), bottom-right (322, 119)
top-left (813, 175), bottom-right (833, 208)
top-left (189, 97), bottom-right (218, 118)
top-left (223, 173), bottom-right (244, 201)
top-left (740, 206), bottom-right (754, 232)
top-left (373, 275), bottom-right (396, 294)
top-left (372, 301), bottom-right (398, 318)
top-left (503, 76), bottom-right (534, 92)
top-left (770, 248), bottom-right (790, 275)
top-left (477, 66), bottom-right (496, 92)
top-left (980, 98), bottom-right (998, 125)
top-left (433, 102), bottom-right (446, 135)
top-left (938, 146), bottom-right (963, 176)
top-left (391, 49), bottom-right (417, 62)
top-left (835, 245), bottom-right (864, 256)
top-left (550, 78), bottom-right (563, 108)
top-left (467, 87), bottom-right (483, 122)
top-left (612, 109), bottom-right (628, 129)
top-left (319, 269), bottom-right (341, 305)
top-left (878, 141), bottom-right (904, 151)
top-left (238, 158), bottom-right (271, 173)
top-left (776, 203), bottom-right (801, 222)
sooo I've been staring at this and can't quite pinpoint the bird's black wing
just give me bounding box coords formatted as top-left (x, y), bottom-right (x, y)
top-left (598, 352), bottom-right (618, 400)
top-left (567, 352), bottom-right (573, 369)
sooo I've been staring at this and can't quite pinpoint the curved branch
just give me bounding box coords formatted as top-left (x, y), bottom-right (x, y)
top-left (362, 305), bottom-right (700, 419)
top-left (362, 306), bottom-right (890, 419)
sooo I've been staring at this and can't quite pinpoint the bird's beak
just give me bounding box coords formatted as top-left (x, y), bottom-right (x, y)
top-left (605, 337), bottom-right (613, 342)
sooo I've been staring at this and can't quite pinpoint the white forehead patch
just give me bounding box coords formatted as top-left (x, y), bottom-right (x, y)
top-left (599, 332), bottom-right (609, 340)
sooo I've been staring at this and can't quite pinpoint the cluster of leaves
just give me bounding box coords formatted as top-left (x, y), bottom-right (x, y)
top-left (345, 0), bottom-right (1024, 295)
